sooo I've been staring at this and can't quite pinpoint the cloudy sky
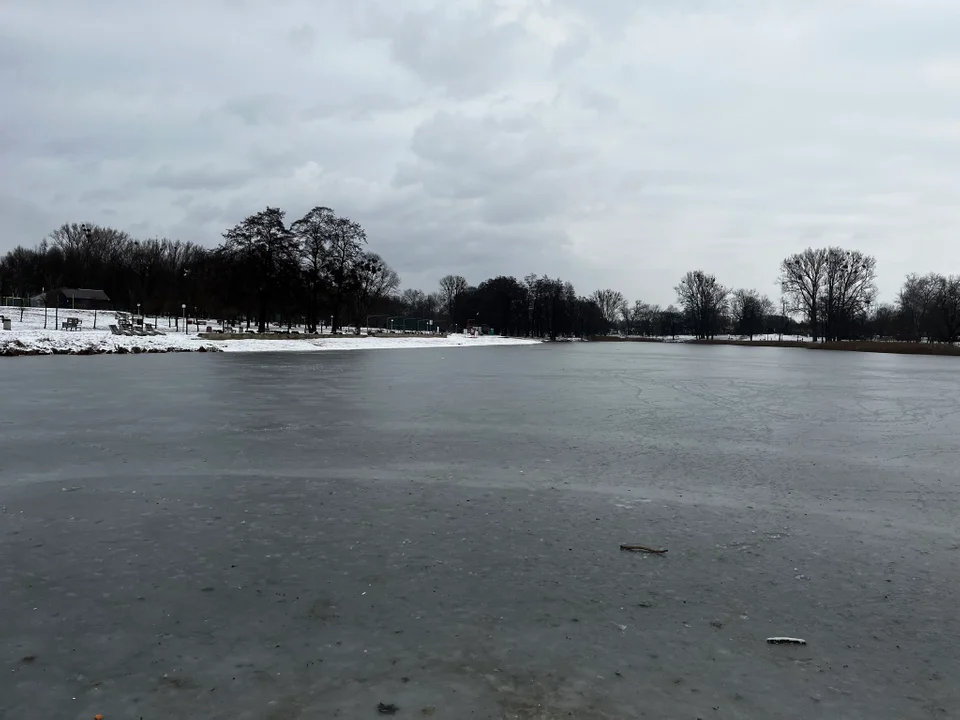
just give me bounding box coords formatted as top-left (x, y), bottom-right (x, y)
top-left (3, 0), bottom-right (960, 305)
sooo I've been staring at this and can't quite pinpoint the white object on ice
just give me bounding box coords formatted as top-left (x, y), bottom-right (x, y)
top-left (766, 637), bottom-right (807, 645)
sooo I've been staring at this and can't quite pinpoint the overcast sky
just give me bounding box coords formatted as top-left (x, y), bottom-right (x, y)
top-left (3, 0), bottom-right (960, 305)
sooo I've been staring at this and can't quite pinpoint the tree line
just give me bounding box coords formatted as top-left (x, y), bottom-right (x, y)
top-left (589, 246), bottom-right (960, 343)
top-left (2, 219), bottom-right (957, 342)
top-left (0, 207), bottom-right (609, 337)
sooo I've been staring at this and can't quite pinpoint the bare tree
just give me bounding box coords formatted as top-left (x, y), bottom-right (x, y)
top-left (897, 273), bottom-right (937, 341)
top-left (222, 207), bottom-right (298, 333)
top-left (730, 288), bottom-right (774, 340)
top-left (49, 222), bottom-right (131, 266)
top-left (400, 288), bottom-right (427, 316)
top-left (291, 206), bottom-right (334, 333)
top-left (325, 214), bottom-right (367, 333)
top-left (524, 275), bottom-right (575, 340)
top-left (822, 247), bottom-right (877, 341)
top-left (0, 246), bottom-right (37, 297)
top-left (627, 301), bottom-right (662, 337)
top-left (620, 300), bottom-right (638, 335)
top-left (623, 300), bottom-right (656, 336)
top-left (425, 292), bottom-right (441, 320)
top-left (590, 289), bottom-right (626, 331)
top-left (777, 297), bottom-right (792, 341)
top-left (869, 303), bottom-right (898, 339)
top-left (675, 271), bottom-right (728, 339)
top-left (352, 252), bottom-right (400, 334)
top-left (438, 275), bottom-right (468, 325)
top-left (932, 274), bottom-right (960, 343)
top-left (780, 248), bottom-right (828, 342)
top-left (643, 302), bottom-right (663, 337)
top-left (660, 305), bottom-right (682, 339)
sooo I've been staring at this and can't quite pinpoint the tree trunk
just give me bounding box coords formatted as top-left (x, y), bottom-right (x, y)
top-left (257, 290), bottom-right (267, 333)
top-left (308, 282), bottom-right (320, 333)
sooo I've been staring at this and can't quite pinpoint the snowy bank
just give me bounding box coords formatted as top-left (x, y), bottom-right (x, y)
top-left (0, 328), bottom-right (220, 356)
top-left (207, 334), bottom-right (541, 353)
top-left (1, 330), bottom-right (540, 357)
top-left (0, 309), bottom-right (541, 356)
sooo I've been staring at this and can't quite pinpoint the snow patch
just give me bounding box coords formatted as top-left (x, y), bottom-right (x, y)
top-left (0, 308), bottom-right (542, 356)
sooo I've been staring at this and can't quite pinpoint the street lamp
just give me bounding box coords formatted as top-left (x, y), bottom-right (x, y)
top-left (182, 303), bottom-right (187, 334)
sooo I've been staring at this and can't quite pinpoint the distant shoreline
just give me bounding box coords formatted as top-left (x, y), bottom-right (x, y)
top-left (588, 336), bottom-right (960, 357)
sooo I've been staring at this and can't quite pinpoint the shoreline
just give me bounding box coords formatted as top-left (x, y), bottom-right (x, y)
top-left (0, 331), bottom-right (541, 357)
top-left (0, 340), bottom-right (221, 357)
top-left (693, 338), bottom-right (960, 356)
top-left (590, 335), bottom-right (960, 357)
top-left (197, 331), bottom-right (450, 341)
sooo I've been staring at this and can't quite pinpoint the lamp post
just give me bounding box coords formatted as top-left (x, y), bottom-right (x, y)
top-left (182, 303), bottom-right (187, 334)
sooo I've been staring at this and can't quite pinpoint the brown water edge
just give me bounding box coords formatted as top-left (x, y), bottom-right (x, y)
top-left (695, 339), bottom-right (960, 356)
top-left (590, 336), bottom-right (960, 356)
top-left (588, 335), bottom-right (665, 343)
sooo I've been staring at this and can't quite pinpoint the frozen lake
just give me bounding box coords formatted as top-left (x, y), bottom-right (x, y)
top-left (1, 343), bottom-right (958, 718)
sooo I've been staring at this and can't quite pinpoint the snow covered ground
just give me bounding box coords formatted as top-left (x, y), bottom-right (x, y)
top-left (0, 307), bottom-right (540, 356)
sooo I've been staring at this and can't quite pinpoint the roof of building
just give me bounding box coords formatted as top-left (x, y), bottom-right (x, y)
top-left (56, 288), bottom-right (111, 301)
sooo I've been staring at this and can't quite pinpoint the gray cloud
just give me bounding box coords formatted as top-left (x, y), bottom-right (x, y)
top-left (2, 0), bottom-right (960, 304)
top-left (220, 94), bottom-right (293, 126)
top-left (147, 165), bottom-right (249, 192)
top-left (286, 23), bottom-right (317, 51)
top-left (358, 3), bottom-right (544, 99)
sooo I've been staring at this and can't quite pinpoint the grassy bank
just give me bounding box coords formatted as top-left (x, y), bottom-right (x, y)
top-left (811, 340), bottom-right (960, 356)
top-left (688, 338), bottom-right (807, 348)
top-left (694, 338), bottom-right (960, 356)
top-left (589, 335), bottom-right (960, 356)
top-left (587, 335), bottom-right (664, 343)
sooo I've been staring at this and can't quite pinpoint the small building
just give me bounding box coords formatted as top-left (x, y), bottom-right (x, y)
top-left (45, 288), bottom-right (112, 311)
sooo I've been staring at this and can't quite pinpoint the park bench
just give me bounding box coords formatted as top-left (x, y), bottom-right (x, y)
top-left (62, 317), bottom-right (81, 331)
